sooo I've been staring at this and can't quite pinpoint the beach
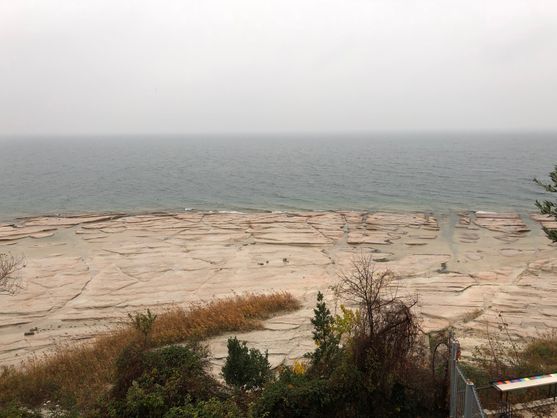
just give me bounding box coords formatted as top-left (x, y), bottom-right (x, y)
top-left (1, 210), bottom-right (556, 371)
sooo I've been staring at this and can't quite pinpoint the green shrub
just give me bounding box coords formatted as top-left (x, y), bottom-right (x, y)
top-left (129, 309), bottom-right (158, 346)
top-left (222, 337), bottom-right (272, 390)
top-left (250, 368), bottom-right (332, 418)
top-left (307, 292), bottom-right (341, 368)
top-left (122, 381), bottom-right (166, 417)
top-left (164, 398), bottom-right (241, 418)
top-left (253, 280), bottom-right (445, 417)
top-left (522, 335), bottom-right (557, 371)
top-left (109, 344), bottom-right (222, 417)
top-left (112, 342), bottom-right (147, 400)
top-left (534, 164), bottom-right (557, 242)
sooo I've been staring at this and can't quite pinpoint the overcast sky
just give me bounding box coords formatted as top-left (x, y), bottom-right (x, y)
top-left (1, 1), bottom-right (556, 135)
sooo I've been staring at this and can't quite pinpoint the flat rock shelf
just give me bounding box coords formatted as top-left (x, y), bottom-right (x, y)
top-left (1, 210), bottom-right (556, 373)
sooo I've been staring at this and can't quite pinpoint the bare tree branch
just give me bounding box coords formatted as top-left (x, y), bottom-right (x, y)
top-left (332, 253), bottom-right (421, 389)
top-left (0, 253), bottom-right (25, 295)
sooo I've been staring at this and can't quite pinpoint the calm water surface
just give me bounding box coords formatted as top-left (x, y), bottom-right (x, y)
top-left (0, 133), bottom-right (555, 220)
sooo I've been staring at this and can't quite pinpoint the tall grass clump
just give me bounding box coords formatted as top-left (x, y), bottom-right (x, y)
top-left (0, 292), bottom-right (300, 414)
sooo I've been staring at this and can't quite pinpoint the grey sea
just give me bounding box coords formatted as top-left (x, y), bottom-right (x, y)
top-left (0, 132), bottom-right (555, 221)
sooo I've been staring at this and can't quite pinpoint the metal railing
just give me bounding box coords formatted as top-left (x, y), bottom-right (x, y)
top-left (449, 340), bottom-right (487, 418)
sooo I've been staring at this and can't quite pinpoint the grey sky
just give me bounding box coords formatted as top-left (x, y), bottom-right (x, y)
top-left (1, 0), bottom-right (556, 135)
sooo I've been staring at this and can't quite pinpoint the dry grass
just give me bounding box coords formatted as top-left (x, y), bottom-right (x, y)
top-left (0, 292), bottom-right (300, 412)
top-left (521, 331), bottom-right (557, 372)
top-left (464, 328), bottom-right (557, 412)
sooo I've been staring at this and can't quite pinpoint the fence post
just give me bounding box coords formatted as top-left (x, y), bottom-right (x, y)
top-left (464, 381), bottom-right (475, 418)
top-left (450, 341), bottom-right (458, 418)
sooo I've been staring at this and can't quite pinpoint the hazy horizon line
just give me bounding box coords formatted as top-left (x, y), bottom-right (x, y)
top-left (1, 128), bottom-right (556, 140)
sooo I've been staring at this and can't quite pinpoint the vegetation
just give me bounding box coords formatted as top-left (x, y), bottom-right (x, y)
top-left (459, 314), bottom-right (557, 413)
top-left (129, 309), bottom-right (157, 347)
top-left (307, 291), bottom-right (341, 366)
top-left (222, 337), bottom-right (271, 391)
top-left (106, 343), bottom-right (224, 417)
top-left (253, 255), bottom-right (439, 417)
top-left (0, 292), bottom-right (300, 415)
top-left (0, 252), bottom-right (24, 295)
top-left (332, 257), bottom-right (421, 395)
top-left (534, 164), bottom-right (557, 242)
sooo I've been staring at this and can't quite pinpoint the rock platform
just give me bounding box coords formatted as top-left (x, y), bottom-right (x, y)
top-left (0, 210), bottom-right (555, 371)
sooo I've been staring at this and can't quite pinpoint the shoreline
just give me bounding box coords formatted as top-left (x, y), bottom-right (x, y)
top-left (1, 205), bottom-right (545, 225)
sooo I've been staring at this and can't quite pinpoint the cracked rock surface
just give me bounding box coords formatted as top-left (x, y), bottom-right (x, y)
top-left (0, 210), bottom-right (555, 368)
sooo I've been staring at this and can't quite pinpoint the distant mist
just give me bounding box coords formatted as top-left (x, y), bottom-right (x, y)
top-left (1, 1), bottom-right (556, 135)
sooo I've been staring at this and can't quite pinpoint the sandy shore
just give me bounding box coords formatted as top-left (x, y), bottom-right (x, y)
top-left (1, 210), bottom-right (556, 370)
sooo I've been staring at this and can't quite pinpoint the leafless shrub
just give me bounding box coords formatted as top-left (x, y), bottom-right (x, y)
top-left (332, 254), bottom-right (421, 390)
top-left (0, 253), bottom-right (24, 295)
top-left (471, 313), bottom-right (525, 381)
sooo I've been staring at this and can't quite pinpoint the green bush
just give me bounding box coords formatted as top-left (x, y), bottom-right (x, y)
top-left (307, 291), bottom-right (341, 368)
top-left (222, 337), bottom-right (272, 390)
top-left (250, 287), bottom-right (445, 417)
top-left (108, 344), bottom-right (222, 417)
top-left (129, 309), bottom-right (158, 346)
top-left (250, 368), bottom-right (332, 418)
top-left (122, 381), bottom-right (166, 417)
top-left (112, 342), bottom-right (147, 400)
top-left (164, 398), bottom-right (241, 418)
top-left (141, 344), bottom-right (218, 402)
top-left (522, 336), bottom-right (557, 371)
top-left (534, 164), bottom-right (557, 242)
